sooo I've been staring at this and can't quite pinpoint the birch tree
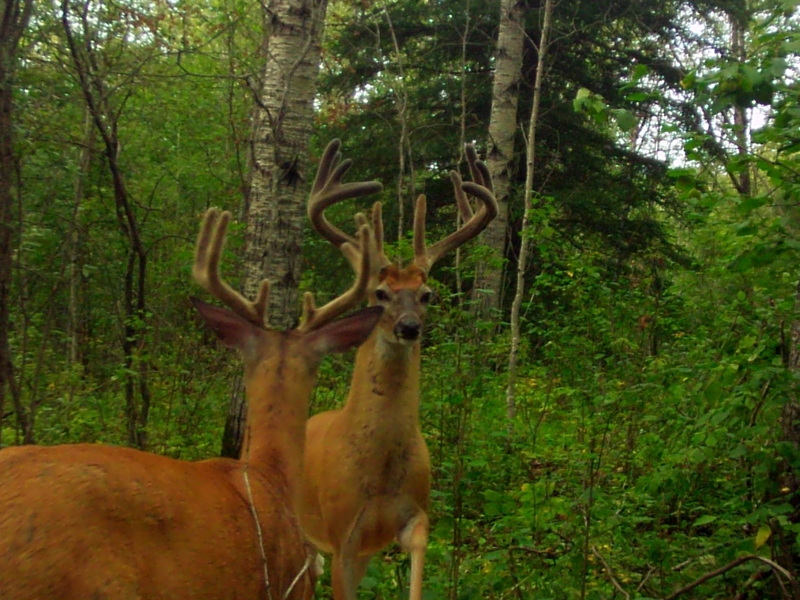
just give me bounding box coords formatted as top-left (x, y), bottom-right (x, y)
top-left (471, 0), bottom-right (526, 319)
top-left (506, 0), bottom-right (553, 426)
top-left (222, 0), bottom-right (330, 457)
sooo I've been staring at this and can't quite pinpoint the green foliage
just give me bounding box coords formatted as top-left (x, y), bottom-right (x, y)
top-left (4, 0), bottom-right (800, 598)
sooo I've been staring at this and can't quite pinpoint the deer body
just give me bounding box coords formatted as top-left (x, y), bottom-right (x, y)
top-left (0, 150), bottom-right (384, 600)
top-left (0, 444), bottom-right (306, 599)
top-left (301, 333), bottom-right (430, 558)
top-left (299, 140), bottom-right (497, 600)
top-left (0, 321), bottom-right (337, 600)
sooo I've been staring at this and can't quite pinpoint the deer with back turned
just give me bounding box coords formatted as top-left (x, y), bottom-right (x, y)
top-left (298, 140), bottom-right (498, 600)
top-left (0, 150), bottom-right (384, 600)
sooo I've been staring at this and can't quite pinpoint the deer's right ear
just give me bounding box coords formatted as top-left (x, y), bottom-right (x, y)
top-left (192, 297), bottom-right (262, 353)
top-left (307, 305), bottom-right (383, 356)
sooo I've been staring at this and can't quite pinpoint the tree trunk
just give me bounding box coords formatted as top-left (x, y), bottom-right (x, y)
top-left (62, 0), bottom-right (151, 449)
top-left (68, 109), bottom-right (93, 369)
top-left (730, 13), bottom-right (751, 197)
top-left (0, 0), bottom-right (33, 446)
top-left (471, 0), bottom-right (525, 319)
top-left (506, 0), bottom-right (553, 428)
top-left (222, 0), bottom-right (329, 458)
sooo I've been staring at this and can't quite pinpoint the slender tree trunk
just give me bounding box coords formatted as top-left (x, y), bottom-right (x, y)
top-left (0, 0), bottom-right (33, 446)
top-left (454, 0), bottom-right (472, 310)
top-left (63, 0), bottom-right (151, 449)
top-left (222, 0), bottom-right (329, 458)
top-left (780, 276), bottom-right (800, 589)
top-left (506, 0), bottom-right (553, 428)
top-left (471, 0), bottom-right (525, 319)
top-left (68, 109), bottom-right (93, 368)
top-left (731, 14), bottom-right (751, 197)
top-left (383, 5), bottom-right (410, 243)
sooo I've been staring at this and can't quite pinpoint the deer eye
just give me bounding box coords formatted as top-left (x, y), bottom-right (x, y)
top-left (419, 291), bottom-right (432, 304)
top-left (375, 289), bottom-right (391, 302)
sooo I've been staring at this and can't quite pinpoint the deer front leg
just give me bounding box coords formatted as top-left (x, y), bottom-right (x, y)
top-left (330, 508), bottom-right (372, 600)
top-left (398, 512), bottom-right (429, 600)
top-left (331, 552), bottom-right (372, 600)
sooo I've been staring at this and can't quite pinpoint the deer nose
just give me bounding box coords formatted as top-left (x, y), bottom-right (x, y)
top-left (395, 317), bottom-right (421, 341)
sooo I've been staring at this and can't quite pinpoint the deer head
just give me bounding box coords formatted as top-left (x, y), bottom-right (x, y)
top-left (193, 208), bottom-right (382, 379)
top-left (308, 140), bottom-right (497, 347)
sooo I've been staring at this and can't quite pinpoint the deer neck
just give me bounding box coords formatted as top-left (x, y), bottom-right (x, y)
top-left (345, 330), bottom-right (421, 422)
top-left (242, 353), bottom-right (314, 491)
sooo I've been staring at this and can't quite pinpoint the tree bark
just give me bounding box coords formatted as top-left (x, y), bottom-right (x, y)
top-left (730, 13), bottom-right (751, 197)
top-left (0, 0), bottom-right (33, 446)
top-left (222, 0), bottom-right (329, 458)
top-left (471, 0), bottom-right (526, 319)
top-left (68, 109), bottom-right (93, 369)
top-left (506, 0), bottom-right (553, 428)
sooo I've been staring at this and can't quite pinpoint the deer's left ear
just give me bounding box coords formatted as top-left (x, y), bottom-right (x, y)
top-left (306, 306), bottom-right (383, 356)
top-left (193, 298), bottom-right (262, 358)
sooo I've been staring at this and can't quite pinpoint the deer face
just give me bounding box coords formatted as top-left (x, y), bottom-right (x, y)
top-left (371, 264), bottom-right (432, 345)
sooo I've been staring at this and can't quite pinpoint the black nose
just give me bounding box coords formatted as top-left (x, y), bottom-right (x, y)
top-left (395, 318), bottom-right (421, 341)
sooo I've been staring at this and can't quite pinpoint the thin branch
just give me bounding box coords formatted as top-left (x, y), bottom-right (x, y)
top-left (506, 0), bottom-right (554, 425)
top-left (591, 546), bottom-right (630, 600)
top-left (664, 554), bottom-right (794, 600)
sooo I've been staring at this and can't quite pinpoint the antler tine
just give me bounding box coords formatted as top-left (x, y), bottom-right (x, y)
top-left (308, 139), bottom-right (383, 255)
top-left (371, 201), bottom-right (386, 262)
top-left (298, 224), bottom-right (373, 333)
top-left (413, 145), bottom-right (499, 273)
top-left (193, 208), bottom-right (269, 328)
top-left (412, 194), bottom-right (428, 269)
top-left (465, 143), bottom-right (494, 194)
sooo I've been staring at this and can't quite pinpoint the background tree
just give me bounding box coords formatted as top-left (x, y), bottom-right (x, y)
top-left (220, 0), bottom-right (331, 458)
top-left (2, 0), bottom-right (800, 597)
top-left (471, 0), bottom-right (525, 318)
top-left (0, 0), bottom-right (33, 446)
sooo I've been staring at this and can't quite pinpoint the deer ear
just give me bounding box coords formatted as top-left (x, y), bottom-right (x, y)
top-left (306, 306), bottom-right (383, 356)
top-left (192, 297), bottom-right (262, 353)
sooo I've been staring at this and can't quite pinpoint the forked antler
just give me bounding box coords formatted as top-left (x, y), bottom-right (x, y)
top-left (413, 144), bottom-right (498, 273)
top-left (194, 207), bottom-right (374, 332)
top-left (194, 208), bottom-right (270, 327)
top-left (297, 223), bottom-right (373, 333)
top-left (308, 139), bottom-right (389, 274)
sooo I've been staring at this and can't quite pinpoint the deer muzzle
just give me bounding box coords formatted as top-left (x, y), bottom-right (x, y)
top-left (395, 316), bottom-right (422, 341)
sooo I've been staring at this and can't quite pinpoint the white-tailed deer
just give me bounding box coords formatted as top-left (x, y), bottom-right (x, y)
top-left (0, 152), bottom-right (384, 599)
top-left (298, 140), bottom-right (498, 600)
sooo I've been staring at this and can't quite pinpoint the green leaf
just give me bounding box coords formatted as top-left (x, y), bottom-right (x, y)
top-left (614, 109), bottom-right (638, 132)
top-left (632, 64), bottom-right (649, 81)
top-left (755, 524), bottom-right (772, 549)
top-left (625, 91), bottom-right (649, 101)
top-left (770, 58), bottom-right (788, 77)
top-left (693, 515), bottom-right (717, 527)
top-left (737, 196), bottom-right (768, 214)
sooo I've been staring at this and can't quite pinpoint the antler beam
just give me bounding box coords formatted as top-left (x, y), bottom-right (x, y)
top-left (193, 208), bottom-right (269, 328)
top-left (298, 224), bottom-right (373, 333)
top-left (308, 139), bottom-right (389, 272)
top-left (413, 144), bottom-right (498, 273)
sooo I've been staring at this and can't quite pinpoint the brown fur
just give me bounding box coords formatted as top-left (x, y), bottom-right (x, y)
top-left (301, 140), bottom-right (497, 600)
top-left (0, 307), bottom-right (383, 600)
top-left (299, 267), bottom-right (432, 600)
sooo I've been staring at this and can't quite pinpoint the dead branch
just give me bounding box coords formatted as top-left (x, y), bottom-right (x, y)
top-left (664, 554), bottom-right (794, 600)
top-left (591, 546), bottom-right (630, 600)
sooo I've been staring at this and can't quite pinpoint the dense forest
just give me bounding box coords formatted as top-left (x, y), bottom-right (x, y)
top-left (1, 0), bottom-right (800, 597)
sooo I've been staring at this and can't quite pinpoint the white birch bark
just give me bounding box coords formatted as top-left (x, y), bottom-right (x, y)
top-left (472, 0), bottom-right (525, 318)
top-left (223, 0), bottom-right (329, 458)
top-left (245, 0), bottom-right (329, 330)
